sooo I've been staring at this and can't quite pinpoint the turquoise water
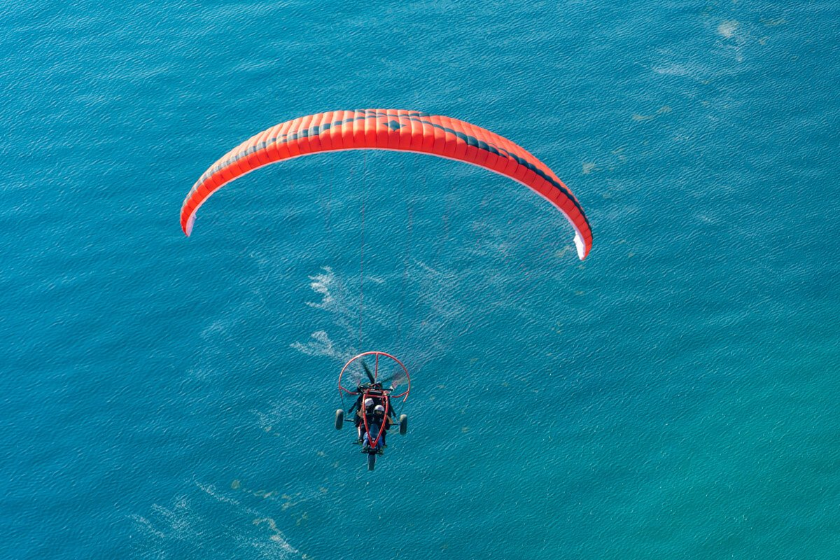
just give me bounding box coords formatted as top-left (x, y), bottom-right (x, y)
top-left (3, 1), bottom-right (839, 558)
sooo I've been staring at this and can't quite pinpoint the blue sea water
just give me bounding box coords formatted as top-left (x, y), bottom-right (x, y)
top-left (2, 1), bottom-right (839, 558)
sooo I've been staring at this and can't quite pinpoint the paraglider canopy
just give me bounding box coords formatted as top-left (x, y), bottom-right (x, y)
top-left (180, 109), bottom-right (593, 259)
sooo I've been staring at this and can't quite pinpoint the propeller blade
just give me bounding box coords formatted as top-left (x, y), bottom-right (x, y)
top-left (361, 360), bottom-right (375, 383)
top-left (379, 372), bottom-right (405, 386)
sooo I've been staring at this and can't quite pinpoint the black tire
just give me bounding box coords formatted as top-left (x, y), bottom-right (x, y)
top-left (399, 414), bottom-right (408, 435)
top-left (367, 451), bottom-right (376, 471)
top-left (335, 409), bottom-right (344, 430)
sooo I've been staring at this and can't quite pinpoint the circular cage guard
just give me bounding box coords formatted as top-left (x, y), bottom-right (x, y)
top-left (338, 351), bottom-right (410, 402)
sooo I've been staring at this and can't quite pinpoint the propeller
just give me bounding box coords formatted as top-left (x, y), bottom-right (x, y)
top-left (379, 371), bottom-right (406, 387)
top-left (361, 360), bottom-right (376, 384)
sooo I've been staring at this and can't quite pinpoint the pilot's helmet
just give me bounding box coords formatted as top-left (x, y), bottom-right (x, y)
top-left (364, 398), bottom-right (374, 408)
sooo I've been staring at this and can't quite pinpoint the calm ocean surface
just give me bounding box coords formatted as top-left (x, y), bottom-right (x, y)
top-left (2, 1), bottom-right (839, 558)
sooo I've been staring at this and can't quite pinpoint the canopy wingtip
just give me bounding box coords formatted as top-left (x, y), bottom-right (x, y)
top-left (574, 233), bottom-right (589, 260)
top-left (184, 213), bottom-right (196, 237)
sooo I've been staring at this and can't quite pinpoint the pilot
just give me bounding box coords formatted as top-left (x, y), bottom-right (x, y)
top-left (371, 404), bottom-right (392, 447)
top-left (349, 397), bottom-right (375, 442)
top-left (363, 406), bottom-right (388, 454)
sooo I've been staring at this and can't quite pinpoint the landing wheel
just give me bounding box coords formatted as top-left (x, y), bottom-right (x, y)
top-left (367, 452), bottom-right (376, 471)
top-left (399, 414), bottom-right (408, 435)
top-left (335, 409), bottom-right (344, 430)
